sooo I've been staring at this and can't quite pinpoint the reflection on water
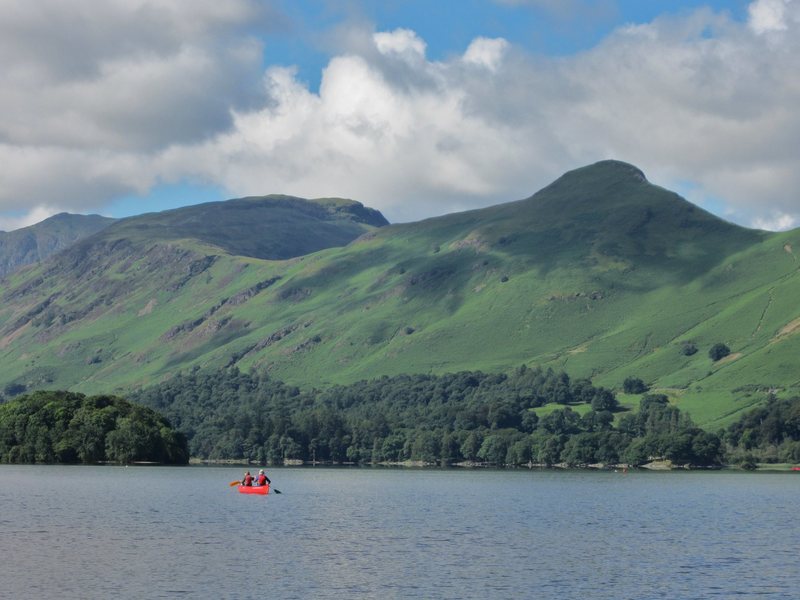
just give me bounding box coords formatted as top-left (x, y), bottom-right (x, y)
top-left (1, 466), bottom-right (798, 599)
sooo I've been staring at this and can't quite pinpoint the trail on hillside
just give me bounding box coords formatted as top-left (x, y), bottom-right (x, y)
top-left (753, 288), bottom-right (774, 337)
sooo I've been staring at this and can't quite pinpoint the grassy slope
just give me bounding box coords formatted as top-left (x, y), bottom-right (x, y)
top-left (0, 196), bottom-right (386, 393)
top-left (1, 161), bottom-right (799, 429)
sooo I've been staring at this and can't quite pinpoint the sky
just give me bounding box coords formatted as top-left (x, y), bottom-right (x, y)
top-left (1, 0), bottom-right (798, 231)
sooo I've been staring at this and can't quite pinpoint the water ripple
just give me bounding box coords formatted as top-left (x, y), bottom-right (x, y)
top-left (1, 466), bottom-right (799, 599)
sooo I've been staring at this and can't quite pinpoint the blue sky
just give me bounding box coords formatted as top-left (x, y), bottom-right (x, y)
top-left (0, 0), bottom-right (797, 231)
top-left (270, 0), bottom-right (750, 88)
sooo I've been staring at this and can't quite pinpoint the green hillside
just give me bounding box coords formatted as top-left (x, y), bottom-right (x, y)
top-left (1, 161), bottom-right (798, 429)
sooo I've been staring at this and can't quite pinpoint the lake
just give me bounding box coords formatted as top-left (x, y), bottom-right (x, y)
top-left (1, 466), bottom-right (798, 599)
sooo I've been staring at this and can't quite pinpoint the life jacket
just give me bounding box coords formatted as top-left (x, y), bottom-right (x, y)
top-left (257, 473), bottom-right (268, 486)
top-left (243, 474), bottom-right (253, 486)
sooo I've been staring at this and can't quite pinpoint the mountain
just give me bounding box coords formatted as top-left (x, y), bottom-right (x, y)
top-left (1, 161), bottom-right (798, 429)
top-left (0, 213), bottom-right (114, 278)
top-left (96, 195), bottom-right (388, 260)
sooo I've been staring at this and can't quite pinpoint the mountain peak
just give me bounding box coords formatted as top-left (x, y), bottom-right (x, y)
top-left (555, 159), bottom-right (648, 188)
top-left (589, 159), bottom-right (647, 182)
top-left (521, 160), bottom-right (654, 215)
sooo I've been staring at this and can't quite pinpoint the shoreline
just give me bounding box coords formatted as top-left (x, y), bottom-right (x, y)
top-left (188, 457), bottom-right (799, 471)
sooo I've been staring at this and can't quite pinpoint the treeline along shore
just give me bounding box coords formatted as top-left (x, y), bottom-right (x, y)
top-left (130, 366), bottom-right (799, 469)
top-left (2, 366), bottom-right (798, 468)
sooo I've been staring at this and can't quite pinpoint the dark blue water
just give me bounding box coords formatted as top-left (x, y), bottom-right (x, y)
top-left (1, 466), bottom-right (798, 599)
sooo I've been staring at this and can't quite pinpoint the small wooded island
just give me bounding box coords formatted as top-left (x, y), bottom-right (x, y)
top-left (0, 390), bottom-right (188, 464)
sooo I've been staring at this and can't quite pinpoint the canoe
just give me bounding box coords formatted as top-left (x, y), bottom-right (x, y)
top-left (238, 484), bottom-right (269, 495)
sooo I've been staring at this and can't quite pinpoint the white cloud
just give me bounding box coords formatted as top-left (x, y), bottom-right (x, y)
top-left (0, 205), bottom-right (68, 233)
top-left (748, 0), bottom-right (792, 33)
top-left (1, 0), bottom-right (800, 230)
top-left (161, 38), bottom-right (554, 221)
top-left (162, 1), bottom-right (800, 226)
top-left (374, 29), bottom-right (427, 60)
top-left (463, 38), bottom-right (509, 71)
top-left (0, 0), bottom-right (272, 219)
top-left (753, 212), bottom-right (797, 231)
top-left (0, 0), bottom-right (272, 150)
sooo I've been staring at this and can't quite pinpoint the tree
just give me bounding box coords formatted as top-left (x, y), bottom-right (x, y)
top-left (691, 431), bottom-right (723, 465)
top-left (439, 431), bottom-right (460, 465)
top-left (477, 435), bottom-right (509, 465)
top-left (520, 410), bottom-right (539, 433)
top-left (581, 410), bottom-right (613, 432)
top-left (541, 407), bottom-right (580, 435)
top-left (410, 430), bottom-right (440, 462)
top-left (622, 377), bottom-right (648, 394)
top-left (459, 431), bottom-right (483, 461)
top-left (562, 433), bottom-right (599, 466)
top-left (708, 343), bottom-right (731, 361)
top-left (105, 417), bottom-right (150, 463)
top-left (488, 399), bottom-right (521, 429)
top-left (591, 388), bottom-right (619, 412)
top-left (279, 434), bottom-right (302, 461)
top-left (594, 431), bottom-right (629, 464)
top-left (535, 434), bottom-right (564, 466)
top-left (381, 433), bottom-right (406, 462)
top-left (622, 438), bottom-right (649, 465)
top-left (506, 439), bottom-right (532, 464)
top-left (724, 397), bottom-right (800, 465)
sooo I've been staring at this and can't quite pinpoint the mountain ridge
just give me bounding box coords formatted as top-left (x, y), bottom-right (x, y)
top-left (0, 160), bottom-right (797, 430)
top-left (0, 213), bottom-right (115, 278)
top-left (79, 194), bottom-right (389, 261)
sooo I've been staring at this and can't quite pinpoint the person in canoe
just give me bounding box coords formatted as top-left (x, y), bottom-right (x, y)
top-left (256, 469), bottom-right (271, 487)
top-left (241, 471), bottom-right (254, 486)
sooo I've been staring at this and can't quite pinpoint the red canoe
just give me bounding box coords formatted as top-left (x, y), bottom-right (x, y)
top-left (238, 484), bottom-right (269, 495)
top-left (792, 467), bottom-right (800, 472)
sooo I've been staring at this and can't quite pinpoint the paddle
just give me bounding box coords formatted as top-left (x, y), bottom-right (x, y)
top-left (229, 480), bottom-right (241, 487)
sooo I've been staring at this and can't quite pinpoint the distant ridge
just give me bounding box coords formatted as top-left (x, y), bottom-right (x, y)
top-left (0, 213), bottom-right (114, 278)
top-left (86, 194), bottom-right (389, 261)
